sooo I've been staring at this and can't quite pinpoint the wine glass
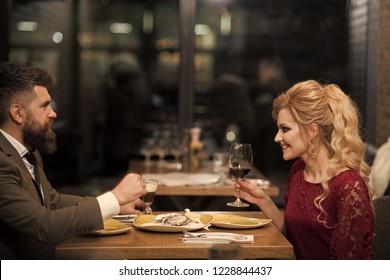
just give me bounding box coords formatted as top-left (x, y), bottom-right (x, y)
top-left (227, 143), bottom-right (253, 207)
top-left (155, 138), bottom-right (169, 168)
top-left (140, 138), bottom-right (155, 166)
top-left (169, 139), bottom-right (182, 162)
top-left (213, 152), bottom-right (229, 183)
top-left (142, 179), bottom-right (159, 214)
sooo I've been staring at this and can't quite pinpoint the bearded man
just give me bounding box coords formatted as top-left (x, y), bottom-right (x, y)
top-left (0, 61), bottom-right (146, 259)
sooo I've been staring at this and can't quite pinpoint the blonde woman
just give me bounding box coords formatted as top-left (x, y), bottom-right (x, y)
top-left (233, 80), bottom-right (374, 259)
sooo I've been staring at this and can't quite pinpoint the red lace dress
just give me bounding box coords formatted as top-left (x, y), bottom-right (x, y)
top-left (284, 159), bottom-right (374, 259)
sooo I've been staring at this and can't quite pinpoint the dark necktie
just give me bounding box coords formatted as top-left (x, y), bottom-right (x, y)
top-left (25, 152), bottom-right (45, 206)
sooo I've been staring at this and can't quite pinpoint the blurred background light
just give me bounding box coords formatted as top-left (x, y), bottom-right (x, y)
top-left (195, 24), bottom-right (210, 35)
top-left (52, 32), bottom-right (63, 43)
top-left (110, 23), bottom-right (132, 34)
top-left (17, 21), bottom-right (38, 32)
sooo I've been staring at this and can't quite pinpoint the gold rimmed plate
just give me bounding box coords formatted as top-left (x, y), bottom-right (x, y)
top-left (133, 214), bottom-right (213, 233)
top-left (90, 219), bottom-right (132, 236)
top-left (211, 213), bottom-right (272, 229)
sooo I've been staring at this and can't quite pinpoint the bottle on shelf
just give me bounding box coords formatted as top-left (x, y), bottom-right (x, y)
top-left (189, 127), bottom-right (204, 169)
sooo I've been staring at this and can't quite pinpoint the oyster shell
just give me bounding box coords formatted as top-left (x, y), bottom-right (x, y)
top-left (164, 215), bottom-right (190, 226)
top-left (155, 213), bottom-right (191, 226)
top-left (155, 213), bottom-right (178, 223)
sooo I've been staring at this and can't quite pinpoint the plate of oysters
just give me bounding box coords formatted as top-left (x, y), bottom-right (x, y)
top-left (133, 211), bottom-right (213, 233)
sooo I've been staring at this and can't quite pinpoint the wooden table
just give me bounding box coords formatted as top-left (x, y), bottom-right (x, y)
top-left (128, 160), bottom-right (280, 211)
top-left (56, 211), bottom-right (294, 260)
top-left (128, 160), bottom-right (279, 197)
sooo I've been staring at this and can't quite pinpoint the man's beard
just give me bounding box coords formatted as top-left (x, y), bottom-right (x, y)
top-left (22, 117), bottom-right (57, 154)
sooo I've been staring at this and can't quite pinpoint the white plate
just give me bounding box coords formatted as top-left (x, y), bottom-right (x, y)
top-left (90, 219), bottom-right (132, 236)
top-left (133, 214), bottom-right (213, 232)
top-left (211, 214), bottom-right (272, 229)
top-left (142, 172), bottom-right (220, 186)
top-left (223, 178), bottom-right (270, 188)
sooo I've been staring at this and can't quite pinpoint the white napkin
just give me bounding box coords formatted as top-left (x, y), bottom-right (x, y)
top-left (112, 214), bottom-right (137, 224)
top-left (182, 232), bottom-right (254, 244)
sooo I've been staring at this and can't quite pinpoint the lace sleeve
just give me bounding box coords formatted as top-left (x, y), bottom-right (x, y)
top-left (330, 176), bottom-right (374, 259)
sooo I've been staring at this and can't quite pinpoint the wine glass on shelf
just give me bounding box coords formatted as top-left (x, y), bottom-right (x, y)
top-left (156, 138), bottom-right (169, 168)
top-left (140, 138), bottom-right (155, 166)
top-left (142, 179), bottom-right (159, 214)
top-left (169, 139), bottom-right (182, 162)
top-left (227, 143), bottom-right (253, 207)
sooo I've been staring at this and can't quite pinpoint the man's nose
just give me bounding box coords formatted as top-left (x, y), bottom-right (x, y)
top-left (49, 106), bottom-right (57, 118)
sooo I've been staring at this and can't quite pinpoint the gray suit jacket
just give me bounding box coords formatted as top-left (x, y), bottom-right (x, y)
top-left (0, 133), bottom-right (104, 259)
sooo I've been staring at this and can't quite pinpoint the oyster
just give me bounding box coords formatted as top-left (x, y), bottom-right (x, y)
top-left (155, 213), bottom-right (191, 226)
top-left (155, 213), bottom-right (178, 223)
top-left (165, 215), bottom-right (190, 226)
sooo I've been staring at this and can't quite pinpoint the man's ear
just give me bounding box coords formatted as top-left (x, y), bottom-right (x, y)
top-left (9, 104), bottom-right (25, 125)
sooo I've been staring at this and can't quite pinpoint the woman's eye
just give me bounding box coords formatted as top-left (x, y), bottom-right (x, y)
top-left (281, 126), bottom-right (290, 133)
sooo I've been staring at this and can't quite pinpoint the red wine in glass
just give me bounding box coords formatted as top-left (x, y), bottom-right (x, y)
top-left (227, 143), bottom-right (253, 207)
top-left (229, 167), bottom-right (251, 181)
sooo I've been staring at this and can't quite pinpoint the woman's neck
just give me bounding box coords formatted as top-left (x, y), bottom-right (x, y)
top-left (302, 147), bottom-right (330, 183)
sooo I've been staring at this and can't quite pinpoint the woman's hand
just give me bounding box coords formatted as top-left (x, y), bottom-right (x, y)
top-left (232, 178), bottom-right (268, 205)
top-left (233, 178), bottom-right (285, 234)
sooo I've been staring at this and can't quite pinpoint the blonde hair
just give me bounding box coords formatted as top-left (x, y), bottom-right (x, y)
top-left (272, 80), bottom-right (374, 226)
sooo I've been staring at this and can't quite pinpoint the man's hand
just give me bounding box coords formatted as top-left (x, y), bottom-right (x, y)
top-left (111, 173), bottom-right (147, 206)
top-left (120, 199), bottom-right (146, 215)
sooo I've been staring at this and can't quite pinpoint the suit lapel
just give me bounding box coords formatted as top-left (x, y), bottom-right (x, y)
top-left (0, 132), bottom-right (49, 207)
top-left (0, 132), bottom-right (27, 169)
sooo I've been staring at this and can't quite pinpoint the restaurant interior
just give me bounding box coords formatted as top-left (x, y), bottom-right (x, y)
top-left (1, 0), bottom-right (389, 212)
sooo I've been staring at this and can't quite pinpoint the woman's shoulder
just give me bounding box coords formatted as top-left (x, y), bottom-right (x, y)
top-left (332, 169), bottom-right (364, 185)
top-left (330, 169), bottom-right (368, 197)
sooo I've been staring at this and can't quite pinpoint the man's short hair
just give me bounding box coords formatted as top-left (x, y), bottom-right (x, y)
top-left (0, 61), bottom-right (54, 124)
